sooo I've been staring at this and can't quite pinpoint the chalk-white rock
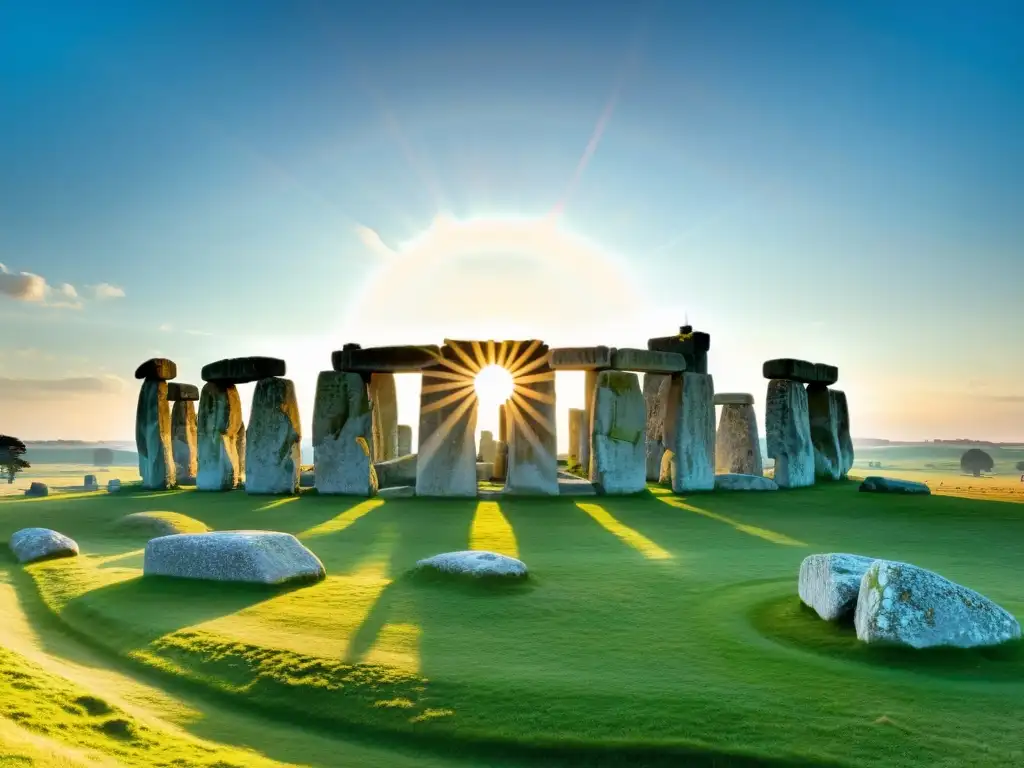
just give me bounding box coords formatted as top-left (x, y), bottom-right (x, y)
top-left (590, 370), bottom-right (646, 494)
top-left (196, 382), bottom-right (243, 491)
top-left (415, 550), bottom-right (527, 579)
top-left (143, 531), bottom-right (326, 585)
top-left (765, 379), bottom-right (814, 488)
top-left (171, 400), bottom-right (198, 485)
top-left (715, 474), bottom-right (778, 491)
top-left (663, 373), bottom-right (716, 492)
top-left (245, 377), bottom-right (301, 495)
top-left (9, 527), bottom-right (79, 564)
top-left (715, 402), bottom-right (763, 476)
top-left (643, 373), bottom-right (671, 481)
top-left (798, 553), bottom-right (875, 620)
top-left (136, 379), bottom-right (175, 490)
top-left (855, 560), bottom-right (1022, 648)
top-left (313, 371), bottom-right (377, 496)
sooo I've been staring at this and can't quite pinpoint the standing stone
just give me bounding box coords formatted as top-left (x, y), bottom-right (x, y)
top-left (492, 440), bottom-right (508, 481)
top-left (765, 380), bottom-right (815, 488)
top-left (505, 372), bottom-right (558, 495)
top-left (590, 371), bottom-right (646, 494)
top-left (806, 385), bottom-right (842, 481)
top-left (643, 373), bottom-right (671, 481)
top-left (170, 400), bottom-right (198, 484)
top-left (478, 430), bottom-right (496, 463)
top-left (580, 369), bottom-right (598, 473)
top-left (397, 424), bottom-right (413, 457)
top-left (136, 380), bottom-right (175, 489)
top-left (831, 389), bottom-right (854, 478)
top-left (662, 373), bottom-right (715, 492)
top-left (236, 422), bottom-right (246, 482)
top-left (313, 371), bottom-right (377, 496)
top-left (368, 373), bottom-right (399, 462)
top-left (568, 408), bottom-right (585, 463)
top-left (415, 360), bottom-right (478, 497)
top-left (245, 377), bottom-right (301, 495)
top-left (715, 401), bottom-right (763, 476)
top-left (196, 382), bottom-right (243, 491)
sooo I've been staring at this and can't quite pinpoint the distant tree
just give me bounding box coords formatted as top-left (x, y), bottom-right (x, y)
top-left (0, 435), bottom-right (30, 484)
top-left (93, 447), bottom-right (114, 466)
top-left (960, 448), bottom-right (994, 477)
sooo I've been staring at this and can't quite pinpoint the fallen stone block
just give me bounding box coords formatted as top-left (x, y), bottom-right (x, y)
top-left (762, 358), bottom-right (838, 386)
top-left (414, 550), bottom-right (527, 579)
top-left (714, 474), bottom-right (777, 491)
top-left (332, 344), bottom-right (441, 373)
top-left (855, 560), bottom-right (1022, 648)
top-left (713, 392), bottom-right (754, 406)
top-left (859, 476), bottom-right (930, 494)
top-left (9, 527), bottom-right (78, 564)
top-left (201, 357), bottom-right (286, 384)
top-left (134, 357), bottom-right (177, 381)
top-left (378, 485), bottom-right (415, 499)
top-left (547, 346), bottom-right (613, 370)
top-left (166, 382), bottom-right (200, 401)
top-left (798, 553), bottom-right (875, 620)
top-left (107, 479), bottom-right (121, 493)
top-left (144, 531), bottom-right (326, 585)
top-left (610, 348), bottom-right (686, 374)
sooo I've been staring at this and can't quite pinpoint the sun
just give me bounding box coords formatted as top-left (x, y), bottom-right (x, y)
top-left (474, 364), bottom-right (515, 407)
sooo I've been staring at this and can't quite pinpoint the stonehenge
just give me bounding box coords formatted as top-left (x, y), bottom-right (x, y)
top-left (131, 328), bottom-right (854, 499)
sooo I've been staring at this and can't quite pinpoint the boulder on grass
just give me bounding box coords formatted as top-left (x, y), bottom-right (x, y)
top-left (798, 553), bottom-right (875, 620)
top-left (84, 474), bottom-right (98, 489)
top-left (24, 482), bottom-right (49, 497)
top-left (859, 476), bottom-right (930, 495)
top-left (143, 531), bottom-right (326, 585)
top-left (107, 479), bottom-right (121, 493)
top-left (415, 550), bottom-right (527, 579)
top-left (714, 474), bottom-right (778, 491)
top-left (855, 560), bottom-right (1022, 648)
top-left (9, 528), bottom-right (79, 564)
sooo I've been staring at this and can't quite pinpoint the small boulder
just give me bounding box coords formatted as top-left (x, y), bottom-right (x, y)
top-left (798, 553), bottom-right (875, 620)
top-left (855, 560), bottom-right (1022, 648)
top-left (143, 531), bottom-right (326, 585)
top-left (24, 482), bottom-right (48, 497)
top-left (378, 485), bottom-right (415, 499)
top-left (715, 474), bottom-right (778, 491)
top-left (107, 479), bottom-right (121, 493)
top-left (859, 476), bottom-right (930, 495)
top-left (9, 528), bottom-right (79, 564)
top-left (415, 550), bottom-right (527, 579)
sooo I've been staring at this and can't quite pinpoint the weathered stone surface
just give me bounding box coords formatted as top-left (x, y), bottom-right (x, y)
top-left (378, 485), bottom-right (415, 499)
top-left (557, 477), bottom-right (598, 496)
top-left (713, 392), bottom-right (754, 406)
top-left (859, 476), bottom-right (931, 494)
top-left (478, 430), bottom-right (496, 463)
top-left (807, 385), bottom-right (842, 481)
top-left (765, 379), bottom-right (814, 488)
top-left (548, 346), bottom-right (612, 370)
top-left (715, 402), bottom-right (763, 476)
top-left (24, 482), bottom-right (48, 497)
top-left (476, 461), bottom-right (493, 481)
top-left (368, 373), bottom-right (399, 462)
top-left (245, 377), bottom-right (301, 495)
top-left (715, 474), bottom-right (778, 491)
top-left (171, 400), bottom-right (198, 485)
top-left (643, 373), bottom-right (671, 481)
top-left (580, 370), bottom-right (597, 473)
top-left (610, 348), bottom-right (686, 374)
top-left (236, 423), bottom-right (246, 482)
top-left (798, 553), bottom-right (875, 620)
top-left (107, 479), bottom-right (121, 493)
top-left (397, 424), bottom-right (413, 456)
top-left (196, 382), bottom-right (243, 491)
top-left (9, 527), bottom-right (78, 563)
top-left (113, 511), bottom-right (210, 537)
top-left (166, 382), bottom-right (200, 402)
top-left (332, 344), bottom-right (441, 373)
top-left (855, 560), bottom-right (1022, 648)
top-left (504, 372), bottom-right (558, 495)
top-left (134, 358), bottom-right (177, 381)
top-left (313, 371), bottom-right (376, 496)
top-left (831, 389), bottom-right (854, 478)
top-left (567, 409), bottom-right (584, 463)
top-left (299, 470), bottom-right (315, 488)
top-left (201, 357), bottom-right (286, 385)
top-left (375, 454), bottom-right (417, 489)
top-left (144, 531), bottom-right (326, 586)
top-left (762, 358), bottom-right (838, 386)
top-left (663, 373), bottom-right (716, 492)
top-left (415, 360), bottom-right (478, 497)
top-left (136, 379), bottom-right (175, 490)
top-left (415, 550), bottom-right (527, 579)
top-left (647, 326), bottom-right (711, 374)
top-left (84, 474), bottom-right (98, 489)
top-left (589, 370), bottom-right (646, 494)
top-left (492, 440), bottom-right (508, 481)
top-left (659, 450), bottom-right (673, 484)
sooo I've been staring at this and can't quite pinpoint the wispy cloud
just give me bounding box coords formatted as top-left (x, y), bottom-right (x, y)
top-left (0, 375), bottom-right (126, 399)
top-left (0, 264), bottom-right (125, 309)
top-left (355, 224), bottom-right (394, 257)
top-left (979, 394), bottom-right (1024, 403)
top-left (89, 283), bottom-right (126, 300)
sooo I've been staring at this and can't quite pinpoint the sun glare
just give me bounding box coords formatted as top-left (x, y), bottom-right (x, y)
top-left (474, 364), bottom-right (514, 406)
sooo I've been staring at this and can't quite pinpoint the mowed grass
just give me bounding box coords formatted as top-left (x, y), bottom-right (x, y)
top-left (1, 474), bottom-right (1024, 766)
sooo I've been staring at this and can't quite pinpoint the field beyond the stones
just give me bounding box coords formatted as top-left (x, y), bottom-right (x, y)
top-left (1, 470), bottom-right (1023, 767)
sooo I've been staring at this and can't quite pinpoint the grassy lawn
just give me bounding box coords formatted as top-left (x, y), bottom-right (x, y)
top-left (1, 471), bottom-right (1023, 766)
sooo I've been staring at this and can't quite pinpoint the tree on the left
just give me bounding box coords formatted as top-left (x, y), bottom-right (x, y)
top-left (0, 435), bottom-right (30, 484)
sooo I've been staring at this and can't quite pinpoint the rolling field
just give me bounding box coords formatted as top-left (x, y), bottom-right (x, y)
top-left (1, 466), bottom-right (1023, 767)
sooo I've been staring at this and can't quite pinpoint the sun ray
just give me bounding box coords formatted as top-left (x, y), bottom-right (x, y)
top-left (469, 501), bottom-right (519, 558)
top-left (657, 496), bottom-right (806, 546)
top-left (432, 354), bottom-right (477, 380)
top-left (505, 339), bottom-right (542, 375)
top-left (509, 389), bottom-right (554, 433)
top-left (512, 381), bottom-right (556, 407)
top-left (470, 340), bottom-right (487, 370)
top-left (486, 339), bottom-right (496, 365)
top-left (418, 393), bottom-right (478, 459)
top-left (254, 496), bottom-right (300, 511)
top-left (419, 382), bottom-right (477, 416)
top-left (298, 499), bottom-right (386, 539)
top-left (500, 341), bottom-right (522, 370)
top-left (576, 502), bottom-right (672, 560)
top-left (511, 371), bottom-right (557, 387)
top-left (420, 378), bottom-right (478, 396)
top-left (419, 368), bottom-right (473, 384)
top-left (507, 401), bottom-right (551, 458)
top-left (443, 339), bottom-right (482, 375)
top-left (508, 352), bottom-right (553, 379)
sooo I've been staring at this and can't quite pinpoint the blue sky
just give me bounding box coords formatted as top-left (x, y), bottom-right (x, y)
top-left (1, 0), bottom-right (1023, 446)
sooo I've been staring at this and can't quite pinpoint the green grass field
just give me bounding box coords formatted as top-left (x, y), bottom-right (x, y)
top-left (1, 466), bottom-right (1023, 767)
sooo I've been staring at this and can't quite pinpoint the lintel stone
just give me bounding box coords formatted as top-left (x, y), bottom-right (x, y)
top-left (762, 358), bottom-right (838, 386)
top-left (548, 346), bottom-right (613, 370)
top-left (332, 344), bottom-right (441, 373)
top-left (167, 382), bottom-right (200, 402)
top-left (610, 348), bottom-right (686, 374)
top-left (135, 358), bottom-right (177, 381)
top-left (202, 357), bottom-right (286, 384)
top-left (714, 392), bottom-right (754, 406)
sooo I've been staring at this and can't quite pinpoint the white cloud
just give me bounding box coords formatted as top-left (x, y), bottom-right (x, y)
top-left (58, 283), bottom-right (78, 299)
top-left (355, 225), bottom-right (394, 257)
top-left (0, 263), bottom-right (48, 302)
top-left (90, 283), bottom-right (126, 300)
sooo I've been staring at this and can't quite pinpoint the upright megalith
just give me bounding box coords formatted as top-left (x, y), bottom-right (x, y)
top-left (246, 376), bottom-right (301, 494)
top-left (806, 385), bottom-right (842, 481)
top-left (662, 373), bottom-right (716, 492)
top-left (568, 408), bottom-right (585, 463)
top-left (830, 389), bottom-right (854, 478)
top-left (196, 382), bottom-right (243, 491)
top-left (478, 430), bottom-right (496, 463)
top-left (714, 393), bottom-right (762, 476)
top-left (502, 341), bottom-right (558, 495)
top-left (643, 373), bottom-right (671, 481)
top-left (590, 370), bottom-right (646, 494)
top-left (397, 424), bottom-right (413, 457)
top-left (236, 422), bottom-right (246, 482)
top-left (167, 382), bottom-right (199, 485)
top-left (368, 373), bottom-right (399, 462)
top-left (765, 378), bottom-right (814, 488)
top-left (580, 369), bottom-right (598, 473)
top-left (312, 370), bottom-right (377, 495)
top-left (134, 358), bottom-right (176, 490)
